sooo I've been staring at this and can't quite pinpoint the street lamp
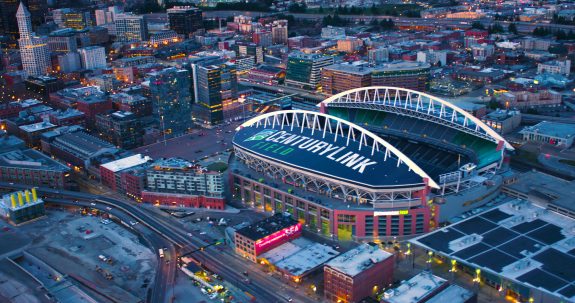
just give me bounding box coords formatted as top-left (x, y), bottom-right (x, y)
top-left (426, 251), bottom-right (433, 271)
top-left (450, 259), bottom-right (457, 273)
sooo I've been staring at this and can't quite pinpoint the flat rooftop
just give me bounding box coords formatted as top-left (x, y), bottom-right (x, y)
top-left (236, 213), bottom-right (299, 241)
top-left (0, 149), bottom-right (70, 172)
top-left (324, 60), bottom-right (431, 75)
top-left (151, 157), bottom-right (194, 170)
top-left (483, 110), bottom-right (520, 121)
top-left (325, 243), bottom-right (393, 277)
top-left (260, 238), bottom-right (339, 277)
top-left (100, 154), bottom-right (152, 173)
top-left (520, 121), bottom-right (575, 139)
top-left (503, 171), bottom-right (575, 213)
top-left (19, 121), bottom-right (56, 133)
top-left (383, 271), bottom-right (447, 303)
top-left (411, 199), bottom-right (575, 303)
top-left (425, 284), bottom-right (475, 303)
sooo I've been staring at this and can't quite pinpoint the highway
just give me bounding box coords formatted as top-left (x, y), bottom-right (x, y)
top-left (0, 182), bottom-right (314, 303)
top-left (204, 10), bottom-right (575, 34)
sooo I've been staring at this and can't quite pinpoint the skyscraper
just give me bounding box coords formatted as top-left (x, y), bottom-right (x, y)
top-left (17, 2), bottom-right (50, 76)
top-left (115, 13), bottom-right (148, 42)
top-left (167, 6), bottom-right (203, 36)
top-left (148, 68), bottom-right (192, 136)
top-left (285, 51), bottom-right (333, 91)
top-left (78, 46), bottom-right (106, 70)
top-left (189, 58), bottom-right (238, 125)
top-left (0, 0), bottom-right (20, 41)
top-left (271, 19), bottom-right (288, 45)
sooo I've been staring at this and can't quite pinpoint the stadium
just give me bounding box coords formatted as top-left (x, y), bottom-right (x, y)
top-left (230, 87), bottom-right (513, 241)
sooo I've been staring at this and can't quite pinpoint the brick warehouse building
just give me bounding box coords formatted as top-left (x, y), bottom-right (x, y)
top-left (234, 213), bottom-right (302, 262)
top-left (324, 243), bottom-right (394, 303)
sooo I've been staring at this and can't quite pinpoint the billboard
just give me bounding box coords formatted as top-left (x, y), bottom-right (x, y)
top-left (233, 126), bottom-right (425, 189)
top-left (254, 222), bottom-right (302, 255)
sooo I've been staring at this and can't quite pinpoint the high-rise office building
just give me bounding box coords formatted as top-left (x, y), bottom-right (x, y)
top-left (321, 61), bottom-right (431, 95)
top-left (57, 52), bottom-right (81, 72)
top-left (115, 13), bottom-right (148, 42)
top-left (189, 58), bottom-right (238, 125)
top-left (24, 0), bottom-right (47, 26)
top-left (253, 30), bottom-right (272, 47)
top-left (17, 2), bottom-right (50, 76)
top-left (78, 46), bottom-right (106, 70)
top-left (0, 0), bottom-right (19, 41)
top-left (95, 111), bottom-right (143, 149)
top-left (148, 68), bottom-right (192, 136)
top-left (60, 8), bottom-right (89, 30)
top-left (236, 42), bottom-right (263, 64)
top-left (47, 28), bottom-right (77, 53)
top-left (167, 6), bottom-right (202, 36)
top-left (271, 19), bottom-right (288, 45)
top-left (285, 51), bottom-right (333, 91)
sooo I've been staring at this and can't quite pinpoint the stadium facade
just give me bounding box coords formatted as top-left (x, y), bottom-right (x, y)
top-left (231, 87), bottom-right (513, 241)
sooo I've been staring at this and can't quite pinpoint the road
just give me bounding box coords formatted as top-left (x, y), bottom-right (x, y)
top-left (239, 80), bottom-right (325, 103)
top-left (204, 10), bottom-right (575, 33)
top-left (0, 182), bottom-right (314, 303)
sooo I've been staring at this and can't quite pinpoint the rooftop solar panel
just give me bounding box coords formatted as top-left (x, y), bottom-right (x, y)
top-left (558, 285), bottom-right (575, 299)
top-left (416, 228), bottom-right (465, 253)
top-left (532, 249), bottom-right (575, 282)
top-left (517, 269), bottom-right (567, 292)
top-left (468, 249), bottom-right (518, 272)
top-left (526, 224), bottom-right (565, 245)
top-left (481, 227), bottom-right (518, 247)
top-left (452, 243), bottom-right (492, 260)
top-left (480, 209), bottom-right (512, 223)
top-left (452, 217), bottom-right (498, 235)
top-left (497, 236), bottom-right (544, 259)
top-left (511, 219), bottom-right (547, 234)
top-left (410, 201), bottom-right (575, 303)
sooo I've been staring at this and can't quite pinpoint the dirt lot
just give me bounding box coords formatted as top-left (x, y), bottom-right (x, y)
top-left (10, 210), bottom-right (156, 303)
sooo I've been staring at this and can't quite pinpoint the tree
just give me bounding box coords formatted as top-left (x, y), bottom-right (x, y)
top-left (471, 21), bottom-right (485, 30)
top-left (370, 4), bottom-right (378, 15)
top-left (556, 29), bottom-right (567, 40)
top-left (508, 23), bottom-right (518, 34)
top-left (488, 23), bottom-right (504, 34)
top-left (288, 2), bottom-right (306, 13)
top-left (380, 18), bottom-right (395, 30)
top-left (549, 44), bottom-right (568, 55)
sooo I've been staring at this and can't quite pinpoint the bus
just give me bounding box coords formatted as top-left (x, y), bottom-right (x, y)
top-left (159, 249), bottom-right (164, 258)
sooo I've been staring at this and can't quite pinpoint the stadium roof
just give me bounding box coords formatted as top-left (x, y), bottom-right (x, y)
top-left (234, 110), bottom-right (437, 189)
top-left (411, 200), bottom-right (575, 302)
top-left (320, 86), bottom-right (513, 150)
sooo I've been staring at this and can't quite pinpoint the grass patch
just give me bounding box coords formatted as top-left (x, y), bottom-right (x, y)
top-left (559, 159), bottom-right (575, 167)
top-left (207, 162), bottom-right (228, 172)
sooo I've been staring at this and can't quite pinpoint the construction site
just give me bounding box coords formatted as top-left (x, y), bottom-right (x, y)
top-left (0, 209), bottom-right (156, 303)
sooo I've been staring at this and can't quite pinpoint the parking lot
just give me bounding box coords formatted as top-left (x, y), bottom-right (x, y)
top-left (133, 123), bottom-right (240, 162)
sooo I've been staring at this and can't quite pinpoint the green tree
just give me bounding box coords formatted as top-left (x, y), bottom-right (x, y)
top-left (556, 29), bottom-right (567, 40)
top-left (508, 23), bottom-right (518, 34)
top-left (471, 21), bottom-right (485, 30)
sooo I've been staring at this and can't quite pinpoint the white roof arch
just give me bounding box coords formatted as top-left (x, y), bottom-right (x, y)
top-left (237, 110), bottom-right (440, 189)
top-left (320, 86), bottom-right (514, 150)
